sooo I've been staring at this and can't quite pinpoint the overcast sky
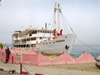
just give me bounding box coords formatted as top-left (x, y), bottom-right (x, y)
top-left (0, 0), bottom-right (100, 45)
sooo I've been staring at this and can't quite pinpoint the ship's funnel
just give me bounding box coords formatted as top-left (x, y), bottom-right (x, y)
top-left (45, 23), bottom-right (47, 30)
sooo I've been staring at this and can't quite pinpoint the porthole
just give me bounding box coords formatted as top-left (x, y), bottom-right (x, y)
top-left (53, 42), bottom-right (55, 43)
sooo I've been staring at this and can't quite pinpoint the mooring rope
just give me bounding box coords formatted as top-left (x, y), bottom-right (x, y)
top-left (22, 65), bottom-right (31, 75)
top-left (76, 37), bottom-right (100, 52)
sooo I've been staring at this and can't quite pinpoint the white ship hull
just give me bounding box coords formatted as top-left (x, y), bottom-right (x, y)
top-left (34, 34), bottom-right (76, 54)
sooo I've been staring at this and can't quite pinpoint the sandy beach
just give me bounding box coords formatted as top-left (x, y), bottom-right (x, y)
top-left (44, 63), bottom-right (100, 72)
top-left (0, 60), bottom-right (100, 75)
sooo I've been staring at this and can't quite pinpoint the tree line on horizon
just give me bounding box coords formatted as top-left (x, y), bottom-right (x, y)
top-left (0, 43), bottom-right (6, 49)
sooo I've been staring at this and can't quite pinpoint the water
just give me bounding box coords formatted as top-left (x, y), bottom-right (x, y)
top-left (5, 44), bottom-right (100, 58)
top-left (5, 44), bottom-right (13, 48)
top-left (71, 45), bottom-right (100, 58)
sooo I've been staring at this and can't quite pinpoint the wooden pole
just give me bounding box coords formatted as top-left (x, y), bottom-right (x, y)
top-left (12, 56), bottom-right (13, 64)
top-left (20, 62), bottom-right (22, 75)
top-left (20, 50), bottom-right (22, 75)
top-left (12, 49), bottom-right (14, 64)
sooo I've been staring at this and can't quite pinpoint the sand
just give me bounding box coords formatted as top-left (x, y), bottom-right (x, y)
top-left (43, 63), bottom-right (100, 72)
top-left (0, 60), bottom-right (100, 75)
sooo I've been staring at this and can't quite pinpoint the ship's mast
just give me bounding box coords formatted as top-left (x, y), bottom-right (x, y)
top-left (54, 1), bottom-right (61, 33)
top-left (57, 2), bottom-right (61, 33)
top-left (54, 2), bottom-right (57, 29)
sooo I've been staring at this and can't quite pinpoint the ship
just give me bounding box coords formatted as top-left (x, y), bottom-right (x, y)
top-left (12, 1), bottom-right (76, 54)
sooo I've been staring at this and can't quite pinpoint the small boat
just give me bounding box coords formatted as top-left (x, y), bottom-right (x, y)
top-left (95, 59), bottom-right (100, 68)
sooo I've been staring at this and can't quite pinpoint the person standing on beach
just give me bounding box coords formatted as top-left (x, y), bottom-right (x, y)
top-left (5, 47), bottom-right (11, 63)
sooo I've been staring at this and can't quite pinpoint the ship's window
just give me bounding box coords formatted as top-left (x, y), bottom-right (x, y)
top-left (43, 43), bottom-right (45, 44)
top-left (38, 31), bottom-right (39, 33)
top-left (29, 34), bottom-right (32, 36)
top-left (53, 42), bottom-right (55, 43)
top-left (31, 38), bottom-right (36, 40)
top-left (46, 43), bottom-right (48, 44)
top-left (27, 45), bottom-right (29, 47)
top-left (31, 44), bottom-right (33, 47)
top-left (49, 42), bottom-right (51, 44)
top-left (45, 31), bottom-right (47, 33)
top-left (40, 31), bottom-right (42, 33)
top-left (40, 37), bottom-right (42, 39)
top-left (33, 44), bottom-right (36, 47)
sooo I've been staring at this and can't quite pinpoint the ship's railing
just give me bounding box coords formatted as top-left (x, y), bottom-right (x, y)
top-left (13, 33), bottom-right (53, 41)
top-left (12, 41), bottom-right (26, 45)
top-left (26, 41), bottom-right (36, 44)
top-left (13, 37), bottom-right (22, 40)
top-left (26, 40), bottom-right (42, 44)
top-left (26, 33), bottom-right (53, 38)
top-left (19, 41), bottom-right (26, 45)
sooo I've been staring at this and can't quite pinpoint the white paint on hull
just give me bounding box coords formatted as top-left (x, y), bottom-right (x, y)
top-left (34, 34), bottom-right (76, 54)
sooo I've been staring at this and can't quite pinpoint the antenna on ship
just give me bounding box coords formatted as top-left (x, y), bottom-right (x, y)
top-left (21, 27), bottom-right (24, 32)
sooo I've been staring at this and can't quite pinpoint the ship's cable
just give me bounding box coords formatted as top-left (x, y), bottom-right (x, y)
top-left (60, 12), bottom-right (69, 34)
top-left (48, 12), bottom-right (55, 28)
top-left (76, 37), bottom-right (100, 52)
top-left (61, 13), bottom-right (75, 34)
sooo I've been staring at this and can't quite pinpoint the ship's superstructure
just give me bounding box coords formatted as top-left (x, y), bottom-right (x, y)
top-left (12, 28), bottom-right (54, 48)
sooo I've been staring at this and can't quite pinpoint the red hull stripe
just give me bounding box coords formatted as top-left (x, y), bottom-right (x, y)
top-left (56, 40), bottom-right (65, 42)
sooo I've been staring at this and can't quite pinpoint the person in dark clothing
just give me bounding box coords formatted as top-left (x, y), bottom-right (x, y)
top-left (5, 47), bottom-right (11, 63)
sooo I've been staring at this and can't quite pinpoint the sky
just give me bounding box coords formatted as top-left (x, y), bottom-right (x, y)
top-left (0, 0), bottom-right (100, 45)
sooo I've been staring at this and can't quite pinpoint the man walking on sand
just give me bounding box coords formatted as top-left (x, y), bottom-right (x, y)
top-left (5, 47), bottom-right (11, 63)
